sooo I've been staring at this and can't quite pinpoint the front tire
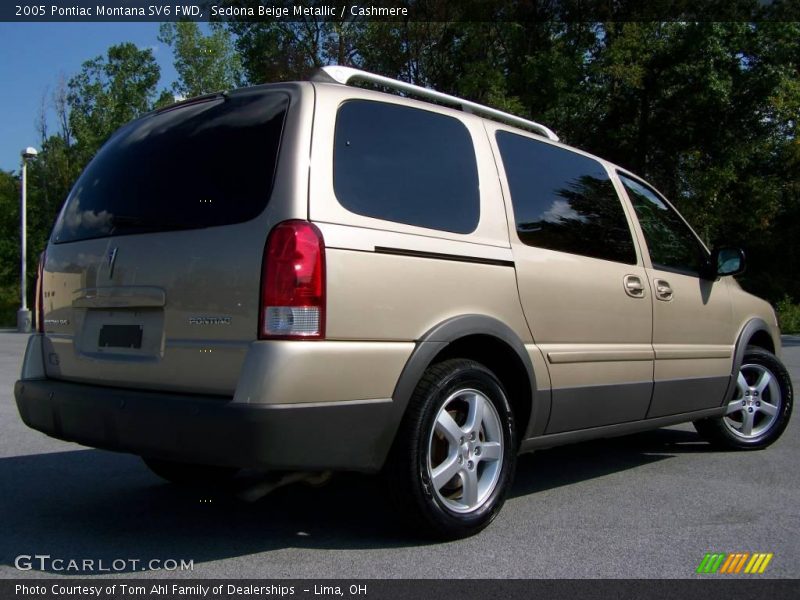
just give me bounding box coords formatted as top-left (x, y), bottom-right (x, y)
top-left (385, 359), bottom-right (516, 539)
top-left (694, 347), bottom-right (793, 449)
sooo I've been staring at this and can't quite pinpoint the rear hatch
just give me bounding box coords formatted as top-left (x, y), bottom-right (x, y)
top-left (39, 89), bottom-right (290, 395)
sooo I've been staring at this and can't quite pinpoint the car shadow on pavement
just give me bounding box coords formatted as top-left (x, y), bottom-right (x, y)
top-left (0, 427), bottom-right (714, 573)
top-left (510, 427), bottom-right (712, 498)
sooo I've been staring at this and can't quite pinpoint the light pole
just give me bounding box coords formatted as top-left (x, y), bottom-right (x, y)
top-left (17, 147), bottom-right (38, 333)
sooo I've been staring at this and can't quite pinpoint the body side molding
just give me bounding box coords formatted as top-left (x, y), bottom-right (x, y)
top-left (521, 405), bottom-right (726, 452)
top-left (374, 246), bottom-right (515, 268)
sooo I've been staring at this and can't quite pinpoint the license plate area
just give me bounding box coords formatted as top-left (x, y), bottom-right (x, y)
top-left (76, 308), bottom-right (164, 359)
top-left (99, 324), bottom-right (143, 349)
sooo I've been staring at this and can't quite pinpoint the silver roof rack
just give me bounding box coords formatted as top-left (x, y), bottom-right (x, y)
top-left (315, 65), bottom-right (559, 142)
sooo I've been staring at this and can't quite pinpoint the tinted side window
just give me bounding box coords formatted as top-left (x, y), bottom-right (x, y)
top-left (333, 100), bottom-right (479, 234)
top-left (496, 132), bottom-right (636, 264)
top-left (619, 174), bottom-right (707, 274)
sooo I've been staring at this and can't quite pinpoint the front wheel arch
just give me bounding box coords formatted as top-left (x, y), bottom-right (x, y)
top-left (695, 346), bottom-right (793, 449)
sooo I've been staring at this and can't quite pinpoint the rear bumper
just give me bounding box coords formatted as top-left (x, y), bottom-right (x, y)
top-left (14, 378), bottom-right (395, 472)
top-left (14, 334), bottom-right (410, 472)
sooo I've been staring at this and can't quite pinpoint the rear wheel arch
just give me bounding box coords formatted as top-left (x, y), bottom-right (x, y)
top-left (388, 315), bottom-right (540, 454)
top-left (431, 335), bottom-right (532, 447)
top-left (384, 358), bottom-right (517, 538)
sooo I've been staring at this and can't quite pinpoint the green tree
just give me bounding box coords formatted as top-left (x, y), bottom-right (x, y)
top-left (573, 22), bottom-right (800, 300)
top-left (33, 79), bottom-right (81, 228)
top-left (159, 22), bottom-right (244, 97)
top-left (0, 43), bottom-right (167, 321)
top-left (0, 169), bottom-right (21, 324)
top-left (0, 170), bottom-right (20, 283)
top-left (67, 42), bottom-right (161, 163)
top-left (3, 19), bottom-right (798, 324)
top-left (227, 13), bottom-right (363, 83)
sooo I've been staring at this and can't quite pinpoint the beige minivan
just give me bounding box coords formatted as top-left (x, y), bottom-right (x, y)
top-left (15, 66), bottom-right (794, 539)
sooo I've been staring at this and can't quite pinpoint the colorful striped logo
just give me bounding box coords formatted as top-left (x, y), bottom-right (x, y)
top-left (697, 552), bottom-right (773, 574)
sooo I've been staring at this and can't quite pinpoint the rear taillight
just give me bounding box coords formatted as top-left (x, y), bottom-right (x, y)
top-left (35, 251), bottom-right (45, 333)
top-left (259, 220), bottom-right (326, 340)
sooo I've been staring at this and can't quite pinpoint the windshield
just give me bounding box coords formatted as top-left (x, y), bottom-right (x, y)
top-left (52, 90), bottom-right (289, 243)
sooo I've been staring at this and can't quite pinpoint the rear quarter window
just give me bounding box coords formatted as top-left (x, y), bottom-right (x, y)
top-left (333, 100), bottom-right (480, 234)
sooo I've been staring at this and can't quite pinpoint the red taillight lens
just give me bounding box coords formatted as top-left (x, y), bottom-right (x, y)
top-left (35, 251), bottom-right (45, 333)
top-left (259, 220), bottom-right (326, 339)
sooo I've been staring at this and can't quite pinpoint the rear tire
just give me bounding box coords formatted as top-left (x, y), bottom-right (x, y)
top-left (385, 359), bottom-right (516, 540)
top-left (142, 457), bottom-right (239, 486)
top-left (694, 347), bottom-right (793, 450)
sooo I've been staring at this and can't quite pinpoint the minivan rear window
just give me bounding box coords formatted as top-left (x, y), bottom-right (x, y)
top-left (52, 91), bottom-right (289, 244)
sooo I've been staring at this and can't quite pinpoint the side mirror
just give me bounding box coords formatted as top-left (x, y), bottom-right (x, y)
top-left (710, 247), bottom-right (746, 278)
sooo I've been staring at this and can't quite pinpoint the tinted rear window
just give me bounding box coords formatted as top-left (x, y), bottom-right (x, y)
top-left (333, 100), bottom-right (479, 234)
top-left (496, 132), bottom-right (637, 265)
top-left (52, 91), bottom-right (289, 243)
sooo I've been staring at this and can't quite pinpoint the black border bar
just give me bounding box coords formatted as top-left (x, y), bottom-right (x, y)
top-left (5, 579), bottom-right (800, 600)
top-left (4, 1), bottom-right (800, 23)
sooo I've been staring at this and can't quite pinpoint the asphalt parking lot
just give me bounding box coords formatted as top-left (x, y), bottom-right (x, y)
top-left (1, 331), bottom-right (798, 579)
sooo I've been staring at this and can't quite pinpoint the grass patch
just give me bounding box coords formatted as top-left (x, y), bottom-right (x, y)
top-left (776, 297), bottom-right (800, 335)
top-left (0, 285), bottom-right (18, 328)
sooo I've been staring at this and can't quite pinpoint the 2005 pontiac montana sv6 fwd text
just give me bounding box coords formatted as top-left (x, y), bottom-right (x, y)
top-left (15, 66), bottom-right (794, 539)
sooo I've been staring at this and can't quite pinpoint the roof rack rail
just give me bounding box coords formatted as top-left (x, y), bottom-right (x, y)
top-left (313, 65), bottom-right (559, 142)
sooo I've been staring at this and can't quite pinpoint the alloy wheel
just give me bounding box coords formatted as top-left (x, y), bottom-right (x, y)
top-left (723, 363), bottom-right (782, 439)
top-left (426, 388), bottom-right (504, 513)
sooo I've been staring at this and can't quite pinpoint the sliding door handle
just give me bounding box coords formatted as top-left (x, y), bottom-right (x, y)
top-left (654, 279), bottom-right (673, 301)
top-left (624, 275), bottom-right (646, 298)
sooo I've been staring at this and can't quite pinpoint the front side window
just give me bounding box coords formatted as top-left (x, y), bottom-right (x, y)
top-left (619, 174), bottom-right (707, 275)
top-left (496, 131), bottom-right (636, 264)
top-left (333, 100), bottom-right (480, 234)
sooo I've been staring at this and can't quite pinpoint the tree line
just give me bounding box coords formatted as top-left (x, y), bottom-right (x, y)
top-left (1, 17), bottom-right (798, 330)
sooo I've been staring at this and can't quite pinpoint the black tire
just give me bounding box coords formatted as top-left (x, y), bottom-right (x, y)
top-left (142, 457), bottom-right (239, 487)
top-left (694, 347), bottom-right (793, 450)
top-left (384, 358), bottom-right (517, 540)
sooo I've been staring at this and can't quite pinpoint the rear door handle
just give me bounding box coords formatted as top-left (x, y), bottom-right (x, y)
top-left (654, 279), bottom-right (673, 301)
top-left (623, 275), bottom-right (646, 298)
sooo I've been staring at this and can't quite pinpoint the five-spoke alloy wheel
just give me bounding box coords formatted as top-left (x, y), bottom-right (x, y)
top-left (385, 358), bottom-right (516, 539)
top-left (723, 363), bottom-right (782, 439)
top-left (427, 388), bottom-right (504, 513)
top-left (695, 347), bottom-right (793, 449)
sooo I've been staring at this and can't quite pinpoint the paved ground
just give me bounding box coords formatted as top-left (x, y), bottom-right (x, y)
top-left (0, 331), bottom-right (798, 579)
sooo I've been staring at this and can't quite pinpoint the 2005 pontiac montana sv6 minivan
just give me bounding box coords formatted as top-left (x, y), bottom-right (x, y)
top-left (15, 66), bottom-right (794, 538)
